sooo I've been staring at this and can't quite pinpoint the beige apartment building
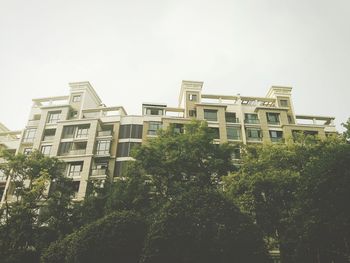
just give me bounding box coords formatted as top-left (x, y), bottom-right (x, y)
top-left (0, 80), bottom-right (337, 202)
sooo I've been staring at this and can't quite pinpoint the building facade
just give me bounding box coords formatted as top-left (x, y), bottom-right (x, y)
top-left (0, 81), bottom-right (337, 202)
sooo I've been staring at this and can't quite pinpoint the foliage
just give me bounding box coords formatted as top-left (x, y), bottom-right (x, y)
top-left (225, 135), bottom-right (350, 262)
top-left (342, 117), bottom-right (350, 141)
top-left (41, 211), bottom-right (147, 263)
top-left (0, 151), bottom-right (75, 262)
top-left (141, 188), bottom-right (270, 263)
top-left (132, 120), bottom-right (236, 200)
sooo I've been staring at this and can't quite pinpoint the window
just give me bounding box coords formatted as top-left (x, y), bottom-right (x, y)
top-left (287, 115), bottom-right (293, 124)
top-left (246, 128), bottom-right (262, 141)
top-left (114, 161), bottom-right (129, 177)
top-left (72, 95), bottom-right (81, 102)
top-left (232, 147), bottom-right (241, 159)
top-left (76, 125), bottom-right (89, 138)
top-left (23, 128), bottom-right (36, 142)
top-left (41, 145), bottom-right (52, 156)
top-left (189, 110), bottom-right (197, 117)
top-left (189, 94), bottom-right (197, 101)
top-left (172, 123), bottom-right (184, 134)
top-left (227, 127), bottom-right (241, 140)
top-left (23, 148), bottom-right (32, 155)
top-left (204, 109), bottom-right (218, 122)
top-left (72, 181), bottom-right (80, 198)
top-left (117, 142), bottom-right (141, 157)
top-left (225, 112), bottom-right (238, 123)
top-left (148, 122), bottom-right (162, 135)
top-left (42, 129), bottom-right (56, 141)
top-left (47, 111), bottom-right (61, 124)
top-left (70, 111), bottom-right (78, 119)
top-left (244, 114), bottom-right (259, 124)
top-left (209, 127), bottom-right (220, 139)
top-left (96, 140), bottom-right (111, 155)
top-left (62, 126), bottom-right (75, 139)
top-left (266, 113), bottom-right (280, 125)
top-left (146, 108), bottom-right (163, 116)
top-left (59, 142), bottom-right (73, 155)
top-left (269, 130), bottom-right (283, 142)
top-left (68, 162), bottom-right (83, 177)
top-left (92, 160), bottom-right (108, 176)
top-left (119, 125), bottom-right (143, 139)
top-left (280, 100), bottom-right (288, 107)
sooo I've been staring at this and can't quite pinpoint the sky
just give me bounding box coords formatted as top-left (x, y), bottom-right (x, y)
top-left (0, 0), bottom-right (349, 131)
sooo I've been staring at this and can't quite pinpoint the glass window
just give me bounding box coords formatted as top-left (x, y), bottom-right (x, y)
top-left (266, 113), bottom-right (280, 125)
top-left (146, 108), bottom-right (163, 116)
top-left (172, 123), bottom-right (184, 134)
top-left (189, 110), bottom-right (197, 117)
top-left (188, 94), bottom-right (197, 101)
top-left (62, 126), bottom-right (75, 138)
top-left (232, 147), bottom-right (241, 159)
top-left (23, 148), bottom-right (32, 155)
top-left (68, 162), bottom-right (83, 177)
top-left (117, 142), bottom-right (141, 157)
top-left (76, 125), bottom-right (89, 138)
top-left (70, 111), bottom-right (78, 119)
top-left (246, 128), bottom-right (262, 141)
top-left (47, 111), bottom-right (61, 124)
top-left (244, 114), bottom-right (259, 124)
top-left (280, 100), bottom-right (288, 107)
top-left (59, 142), bottom-right (73, 155)
top-left (225, 112), bottom-right (238, 123)
top-left (209, 127), bottom-right (220, 139)
top-left (72, 95), bottom-right (81, 102)
top-left (148, 122), bottom-right (162, 135)
top-left (120, 125), bottom-right (143, 139)
top-left (96, 140), bottom-right (111, 155)
top-left (23, 128), bottom-right (36, 142)
top-left (114, 161), bottom-right (128, 177)
top-left (204, 109), bottom-right (218, 122)
top-left (41, 145), bottom-right (52, 156)
top-left (227, 127), bottom-right (241, 140)
top-left (270, 130), bottom-right (283, 142)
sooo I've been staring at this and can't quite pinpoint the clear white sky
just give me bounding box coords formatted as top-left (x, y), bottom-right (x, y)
top-left (0, 0), bottom-right (349, 131)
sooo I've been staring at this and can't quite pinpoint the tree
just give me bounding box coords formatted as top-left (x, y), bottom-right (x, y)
top-left (225, 135), bottom-right (350, 262)
top-left (141, 188), bottom-right (270, 263)
top-left (342, 117), bottom-right (350, 141)
top-left (132, 120), bottom-right (236, 200)
top-left (0, 151), bottom-right (75, 262)
top-left (41, 211), bottom-right (147, 263)
top-left (294, 139), bottom-right (350, 262)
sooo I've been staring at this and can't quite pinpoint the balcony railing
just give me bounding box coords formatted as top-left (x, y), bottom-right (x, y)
top-left (95, 150), bottom-right (110, 156)
top-left (97, 130), bottom-right (113, 137)
top-left (91, 168), bottom-right (108, 176)
top-left (61, 149), bottom-right (86, 156)
top-left (43, 135), bottom-right (55, 141)
top-left (247, 137), bottom-right (262, 141)
top-left (271, 137), bottom-right (284, 143)
top-left (244, 119), bottom-right (260, 124)
top-left (67, 171), bottom-right (81, 178)
top-left (268, 121), bottom-right (280, 125)
top-left (226, 118), bottom-right (240, 124)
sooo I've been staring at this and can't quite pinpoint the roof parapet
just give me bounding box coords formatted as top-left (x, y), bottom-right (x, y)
top-left (266, 86), bottom-right (292, 98)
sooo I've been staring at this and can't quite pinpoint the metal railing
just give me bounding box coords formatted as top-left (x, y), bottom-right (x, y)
top-left (61, 149), bottom-right (86, 156)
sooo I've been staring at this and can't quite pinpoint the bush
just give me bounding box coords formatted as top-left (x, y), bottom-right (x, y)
top-left (141, 189), bottom-right (271, 263)
top-left (41, 211), bottom-right (147, 263)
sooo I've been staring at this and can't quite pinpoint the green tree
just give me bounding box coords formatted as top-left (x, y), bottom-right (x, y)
top-left (132, 120), bottom-right (236, 200)
top-left (141, 188), bottom-right (270, 263)
top-left (342, 117), bottom-right (350, 141)
top-left (0, 151), bottom-right (75, 262)
top-left (41, 211), bottom-right (147, 263)
top-left (294, 139), bottom-right (350, 262)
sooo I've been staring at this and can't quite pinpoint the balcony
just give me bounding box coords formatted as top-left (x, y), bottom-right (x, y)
top-left (97, 130), bottom-right (113, 137)
top-left (91, 168), bottom-right (108, 177)
top-left (271, 137), bottom-right (284, 143)
top-left (267, 121), bottom-right (280, 125)
top-left (61, 149), bottom-right (86, 156)
top-left (244, 119), bottom-right (260, 124)
top-left (27, 119), bottom-right (40, 126)
top-left (43, 135), bottom-right (55, 141)
top-left (247, 137), bottom-right (262, 142)
top-left (226, 117), bottom-right (240, 124)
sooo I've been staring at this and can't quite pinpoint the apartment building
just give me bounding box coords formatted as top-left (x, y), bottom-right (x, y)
top-left (0, 80), bottom-right (337, 202)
